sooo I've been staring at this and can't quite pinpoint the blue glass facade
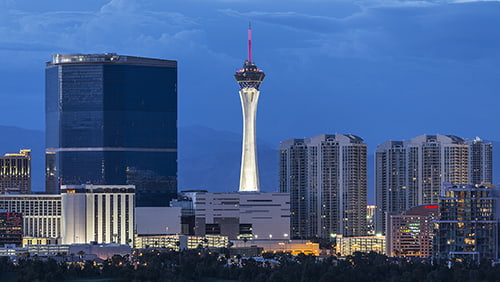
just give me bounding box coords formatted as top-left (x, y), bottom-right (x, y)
top-left (46, 54), bottom-right (177, 207)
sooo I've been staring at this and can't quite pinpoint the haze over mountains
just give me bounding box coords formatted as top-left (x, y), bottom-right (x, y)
top-left (1, 124), bottom-right (499, 205)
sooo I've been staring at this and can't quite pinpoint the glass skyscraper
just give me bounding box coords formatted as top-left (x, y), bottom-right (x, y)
top-left (45, 53), bottom-right (177, 207)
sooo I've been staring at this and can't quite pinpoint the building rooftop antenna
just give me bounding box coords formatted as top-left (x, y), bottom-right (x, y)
top-left (248, 22), bottom-right (252, 62)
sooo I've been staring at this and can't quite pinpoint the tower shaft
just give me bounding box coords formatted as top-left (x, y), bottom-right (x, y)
top-left (234, 25), bottom-right (265, 192)
top-left (239, 87), bottom-right (260, 192)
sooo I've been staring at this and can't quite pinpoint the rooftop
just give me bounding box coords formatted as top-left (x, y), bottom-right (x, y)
top-left (47, 53), bottom-right (177, 67)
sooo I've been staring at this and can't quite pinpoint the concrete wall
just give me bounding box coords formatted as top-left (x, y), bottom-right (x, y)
top-left (135, 207), bottom-right (181, 235)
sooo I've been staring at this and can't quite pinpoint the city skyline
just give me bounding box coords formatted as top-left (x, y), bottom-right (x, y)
top-left (0, 1), bottom-right (499, 195)
top-left (0, 1), bottom-right (499, 274)
top-left (375, 134), bottom-right (492, 234)
top-left (0, 0), bottom-right (499, 149)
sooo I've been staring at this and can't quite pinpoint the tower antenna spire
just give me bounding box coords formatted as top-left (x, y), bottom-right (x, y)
top-left (248, 22), bottom-right (252, 62)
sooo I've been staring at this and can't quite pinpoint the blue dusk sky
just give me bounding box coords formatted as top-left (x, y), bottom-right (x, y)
top-left (0, 0), bottom-right (499, 148)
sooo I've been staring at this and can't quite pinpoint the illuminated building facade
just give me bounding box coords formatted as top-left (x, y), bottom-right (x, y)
top-left (386, 205), bottom-right (437, 258)
top-left (0, 212), bottom-right (22, 246)
top-left (336, 235), bottom-right (386, 256)
top-left (234, 26), bottom-right (265, 192)
top-left (0, 194), bottom-right (61, 238)
top-left (46, 53), bottom-right (177, 207)
top-left (435, 184), bottom-right (499, 261)
top-left (367, 205), bottom-right (376, 235)
top-left (61, 185), bottom-right (135, 245)
top-left (186, 191), bottom-right (290, 240)
top-left (375, 135), bottom-right (491, 235)
top-left (134, 234), bottom-right (228, 251)
top-left (0, 149), bottom-right (31, 194)
top-left (22, 237), bottom-right (59, 247)
top-left (232, 239), bottom-right (320, 256)
top-left (280, 134), bottom-right (368, 239)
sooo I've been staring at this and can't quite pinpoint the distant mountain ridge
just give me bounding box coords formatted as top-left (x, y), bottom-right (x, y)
top-left (0, 125), bottom-right (499, 198)
top-left (178, 125), bottom-right (279, 192)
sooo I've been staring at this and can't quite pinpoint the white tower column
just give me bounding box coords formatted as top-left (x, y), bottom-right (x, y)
top-left (239, 87), bottom-right (260, 192)
top-left (234, 25), bottom-right (265, 192)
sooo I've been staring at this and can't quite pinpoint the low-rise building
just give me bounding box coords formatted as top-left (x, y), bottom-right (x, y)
top-left (0, 194), bottom-right (61, 238)
top-left (0, 211), bottom-right (22, 246)
top-left (187, 191), bottom-right (290, 240)
top-left (336, 235), bottom-right (386, 256)
top-left (386, 205), bottom-right (437, 258)
top-left (232, 239), bottom-right (319, 256)
top-left (22, 237), bottom-right (60, 247)
top-left (134, 234), bottom-right (228, 251)
top-left (135, 207), bottom-right (181, 235)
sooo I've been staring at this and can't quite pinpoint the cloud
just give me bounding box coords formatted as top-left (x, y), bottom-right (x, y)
top-left (452, 0), bottom-right (500, 2)
top-left (219, 8), bottom-right (341, 34)
top-left (355, 0), bottom-right (438, 8)
top-left (220, 1), bottom-right (500, 62)
top-left (100, 0), bottom-right (141, 13)
top-left (0, 0), bottom-right (216, 62)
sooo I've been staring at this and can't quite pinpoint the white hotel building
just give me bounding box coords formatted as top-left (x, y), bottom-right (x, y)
top-left (61, 185), bottom-right (135, 245)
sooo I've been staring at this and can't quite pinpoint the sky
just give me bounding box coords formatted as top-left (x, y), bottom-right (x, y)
top-left (0, 0), bottom-right (500, 150)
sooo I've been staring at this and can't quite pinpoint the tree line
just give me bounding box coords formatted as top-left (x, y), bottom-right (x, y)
top-left (1, 250), bottom-right (500, 281)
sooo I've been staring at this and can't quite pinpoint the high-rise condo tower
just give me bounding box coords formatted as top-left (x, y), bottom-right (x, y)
top-left (234, 25), bottom-right (265, 192)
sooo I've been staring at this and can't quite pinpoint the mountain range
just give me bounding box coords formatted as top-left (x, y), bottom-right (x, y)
top-left (1, 125), bottom-right (499, 205)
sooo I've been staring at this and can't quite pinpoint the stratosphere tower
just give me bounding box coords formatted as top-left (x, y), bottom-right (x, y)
top-left (234, 24), bottom-right (265, 192)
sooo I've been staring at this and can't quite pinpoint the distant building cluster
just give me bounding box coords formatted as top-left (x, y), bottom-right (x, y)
top-left (279, 131), bottom-right (497, 261)
top-left (375, 135), bottom-right (492, 235)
